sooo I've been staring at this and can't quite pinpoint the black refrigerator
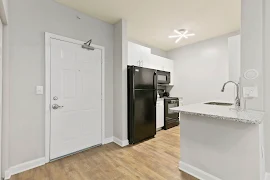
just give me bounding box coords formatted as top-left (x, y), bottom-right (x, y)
top-left (127, 66), bottom-right (157, 144)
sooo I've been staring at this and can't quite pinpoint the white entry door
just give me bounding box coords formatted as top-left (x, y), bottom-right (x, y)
top-left (50, 38), bottom-right (102, 160)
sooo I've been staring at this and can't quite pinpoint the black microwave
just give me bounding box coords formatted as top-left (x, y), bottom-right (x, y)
top-left (157, 70), bottom-right (170, 84)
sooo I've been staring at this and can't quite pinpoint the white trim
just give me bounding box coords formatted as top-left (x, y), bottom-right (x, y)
top-left (265, 173), bottom-right (270, 180)
top-left (259, 123), bottom-right (266, 180)
top-left (5, 158), bottom-right (46, 180)
top-left (179, 161), bottom-right (221, 180)
top-left (103, 137), bottom-right (113, 144)
top-left (113, 137), bottom-right (129, 147)
top-left (45, 32), bottom-right (106, 163)
top-left (4, 170), bottom-right (11, 180)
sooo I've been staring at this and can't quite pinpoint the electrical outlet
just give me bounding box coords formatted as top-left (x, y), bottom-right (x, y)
top-left (243, 86), bottom-right (258, 98)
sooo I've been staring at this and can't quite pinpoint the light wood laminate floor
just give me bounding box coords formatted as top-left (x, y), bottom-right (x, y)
top-left (10, 126), bottom-right (197, 180)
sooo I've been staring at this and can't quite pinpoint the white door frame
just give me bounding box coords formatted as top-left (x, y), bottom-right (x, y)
top-left (44, 32), bottom-right (105, 163)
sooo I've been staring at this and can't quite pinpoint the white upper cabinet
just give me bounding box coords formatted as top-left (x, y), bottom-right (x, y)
top-left (150, 54), bottom-right (174, 85)
top-left (128, 41), bottom-right (174, 85)
top-left (166, 59), bottom-right (174, 86)
top-left (128, 42), bottom-right (151, 67)
top-left (150, 54), bottom-right (163, 70)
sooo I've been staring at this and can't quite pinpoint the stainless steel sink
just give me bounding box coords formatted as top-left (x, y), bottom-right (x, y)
top-left (204, 102), bottom-right (233, 106)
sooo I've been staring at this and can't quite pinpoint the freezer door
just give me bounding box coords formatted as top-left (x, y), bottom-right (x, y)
top-left (133, 66), bottom-right (157, 90)
top-left (132, 89), bottom-right (156, 143)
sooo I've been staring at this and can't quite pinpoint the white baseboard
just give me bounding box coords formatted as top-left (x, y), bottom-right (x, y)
top-left (113, 137), bottom-right (129, 147)
top-left (4, 138), bottom-right (128, 180)
top-left (265, 172), bottom-right (270, 180)
top-left (179, 161), bottom-right (221, 180)
top-left (5, 157), bottom-right (45, 180)
top-left (103, 137), bottom-right (113, 144)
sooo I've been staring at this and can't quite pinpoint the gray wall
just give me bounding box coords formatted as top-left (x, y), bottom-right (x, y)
top-left (7, 0), bottom-right (114, 167)
top-left (113, 20), bottom-right (128, 141)
top-left (264, 0), bottom-right (270, 173)
top-left (0, 19), bottom-right (3, 177)
top-left (167, 33), bottom-right (237, 105)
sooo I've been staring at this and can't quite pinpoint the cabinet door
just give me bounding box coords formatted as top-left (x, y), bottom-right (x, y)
top-left (166, 59), bottom-right (174, 85)
top-left (156, 101), bottom-right (164, 129)
top-left (140, 46), bottom-right (151, 68)
top-left (128, 42), bottom-right (141, 66)
top-left (159, 57), bottom-right (174, 85)
top-left (150, 54), bottom-right (164, 71)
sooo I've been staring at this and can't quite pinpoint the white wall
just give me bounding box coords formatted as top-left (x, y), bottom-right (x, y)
top-left (264, 0), bottom-right (270, 174)
top-left (113, 20), bottom-right (128, 142)
top-left (7, 0), bottom-right (114, 169)
top-left (241, 0), bottom-right (264, 111)
top-left (241, 0), bottom-right (264, 179)
top-left (228, 35), bottom-right (241, 82)
top-left (167, 33), bottom-right (237, 105)
top-left (180, 114), bottom-right (261, 180)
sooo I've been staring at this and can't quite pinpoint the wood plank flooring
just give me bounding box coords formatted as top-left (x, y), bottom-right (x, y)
top-left (10, 126), bottom-right (197, 180)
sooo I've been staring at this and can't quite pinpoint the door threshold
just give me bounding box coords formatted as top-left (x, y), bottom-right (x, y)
top-left (50, 144), bottom-right (102, 162)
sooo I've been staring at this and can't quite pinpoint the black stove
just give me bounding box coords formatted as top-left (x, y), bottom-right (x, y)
top-left (164, 97), bottom-right (180, 130)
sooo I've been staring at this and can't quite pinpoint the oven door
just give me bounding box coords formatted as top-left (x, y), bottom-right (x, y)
top-left (157, 70), bottom-right (170, 84)
top-left (165, 99), bottom-right (179, 119)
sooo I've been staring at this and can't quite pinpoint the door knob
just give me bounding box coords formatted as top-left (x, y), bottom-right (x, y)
top-left (52, 104), bottom-right (64, 110)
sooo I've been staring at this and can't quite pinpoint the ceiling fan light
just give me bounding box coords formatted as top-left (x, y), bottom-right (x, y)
top-left (174, 29), bottom-right (181, 34)
top-left (169, 29), bottom-right (195, 43)
top-left (169, 35), bottom-right (180, 38)
top-left (175, 36), bottom-right (183, 43)
top-left (186, 33), bottom-right (195, 36)
top-left (183, 30), bottom-right (188, 35)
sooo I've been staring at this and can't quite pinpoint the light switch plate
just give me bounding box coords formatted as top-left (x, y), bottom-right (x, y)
top-left (243, 86), bottom-right (258, 98)
top-left (36, 86), bottom-right (44, 95)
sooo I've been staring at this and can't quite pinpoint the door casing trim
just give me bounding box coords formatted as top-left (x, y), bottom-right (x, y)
top-left (45, 32), bottom-right (106, 163)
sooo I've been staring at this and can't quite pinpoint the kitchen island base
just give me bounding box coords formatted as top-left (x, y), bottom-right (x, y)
top-left (179, 113), bottom-right (262, 180)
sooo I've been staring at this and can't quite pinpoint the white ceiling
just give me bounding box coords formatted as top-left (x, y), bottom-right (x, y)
top-left (55, 0), bottom-right (241, 51)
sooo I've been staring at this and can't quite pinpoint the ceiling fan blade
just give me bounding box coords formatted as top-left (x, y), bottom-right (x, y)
top-left (174, 30), bottom-right (182, 35)
top-left (168, 35), bottom-right (181, 38)
top-left (186, 33), bottom-right (195, 36)
top-left (175, 36), bottom-right (183, 43)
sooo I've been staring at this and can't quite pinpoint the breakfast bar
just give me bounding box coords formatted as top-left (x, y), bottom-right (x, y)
top-left (171, 102), bottom-right (264, 180)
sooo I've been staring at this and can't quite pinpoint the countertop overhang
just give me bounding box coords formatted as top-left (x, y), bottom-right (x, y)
top-left (170, 102), bottom-right (264, 124)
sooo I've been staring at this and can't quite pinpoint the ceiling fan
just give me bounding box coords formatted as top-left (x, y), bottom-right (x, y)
top-left (169, 29), bottom-right (195, 43)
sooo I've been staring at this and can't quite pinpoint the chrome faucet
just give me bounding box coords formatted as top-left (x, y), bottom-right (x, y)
top-left (221, 81), bottom-right (241, 109)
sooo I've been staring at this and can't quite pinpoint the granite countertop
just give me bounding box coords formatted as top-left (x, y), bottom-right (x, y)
top-left (170, 102), bottom-right (264, 124)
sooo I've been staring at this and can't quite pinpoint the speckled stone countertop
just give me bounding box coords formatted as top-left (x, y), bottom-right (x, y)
top-left (170, 102), bottom-right (264, 124)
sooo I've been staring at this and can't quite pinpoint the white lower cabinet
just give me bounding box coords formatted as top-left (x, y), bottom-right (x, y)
top-left (156, 100), bottom-right (164, 129)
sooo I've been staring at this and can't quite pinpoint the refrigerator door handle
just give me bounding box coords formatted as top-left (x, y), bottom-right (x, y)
top-left (154, 71), bottom-right (157, 105)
